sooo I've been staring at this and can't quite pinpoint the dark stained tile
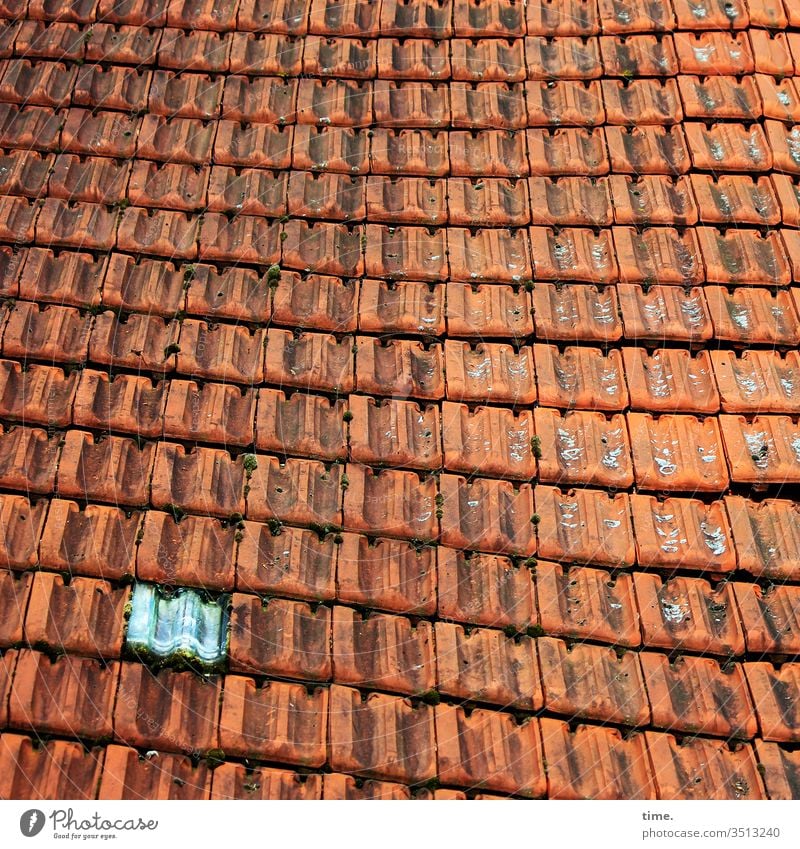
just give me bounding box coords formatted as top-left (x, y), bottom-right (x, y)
top-left (220, 675), bottom-right (328, 766)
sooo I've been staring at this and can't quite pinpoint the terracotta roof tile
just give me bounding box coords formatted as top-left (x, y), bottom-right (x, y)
top-left (534, 407), bottom-right (632, 487)
top-left (755, 75), bottom-right (800, 123)
top-left (0, 495), bottom-right (46, 572)
top-left (705, 286), bottom-right (800, 346)
top-left (628, 412), bottom-right (729, 492)
top-left (529, 176), bottom-right (612, 227)
top-left (0, 359), bottom-right (77, 427)
top-left (214, 121), bottom-right (290, 169)
top-left (0, 150), bottom-right (52, 200)
top-left (56, 430), bottom-right (155, 507)
top-left (623, 347), bottom-right (719, 414)
top-left (162, 379), bottom-right (255, 446)
top-left (0, 570), bottom-right (30, 646)
top-left (38, 499), bottom-right (139, 580)
top-left (745, 662), bottom-right (800, 742)
top-left (177, 320), bottom-right (265, 385)
top-left (136, 511), bottom-right (237, 590)
top-left (435, 621), bottom-right (541, 709)
top-left (617, 283), bottom-right (711, 343)
top-left (246, 455), bottom-right (342, 526)
top-left (158, 28), bottom-right (232, 72)
top-left (72, 63), bottom-right (151, 112)
top-left (0, 734), bottom-right (101, 800)
top-left (18, 247), bottom-right (104, 310)
top-left (526, 0), bottom-right (599, 37)
top-left (535, 343), bottom-right (628, 411)
top-left (343, 463), bottom-right (437, 541)
top-left (527, 127), bottom-right (608, 176)
top-left (115, 664), bottom-right (220, 754)
top-left (672, 0), bottom-right (749, 29)
top-left (256, 389), bottom-right (346, 460)
top-left (436, 705), bottom-right (546, 796)
top-left (645, 731), bottom-right (765, 799)
top-left (679, 74), bottom-right (761, 122)
top-left (230, 594), bottom-right (331, 680)
top-left (605, 125), bottom-right (690, 174)
top-left (439, 473), bottom-right (536, 556)
top-left (23, 572), bottom-right (128, 659)
top-left (599, 33), bottom-right (677, 77)
top-left (360, 331), bottom-right (447, 393)
top-left (184, 264), bottom-right (269, 323)
top-left (610, 174), bottom-right (696, 226)
top-left (614, 227), bottom-right (703, 286)
top-left (322, 772), bottom-right (419, 800)
top-left (750, 29), bottom-right (793, 76)
top-left (720, 414), bottom-right (800, 485)
top-left (150, 442), bottom-right (246, 518)
top-left (236, 521), bottom-right (336, 599)
top-left (541, 719), bottom-right (655, 800)
top-left (711, 350), bottom-right (800, 414)
top-left (725, 495), bottom-right (800, 580)
top-left (436, 547), bottom-right (536, 630)
top-left (328, 684), bottom-right (436, 783)
top-left (212, 763), bottom-right (322, 800)
top-left (266, 329), bottom-right (354, 393)
top-left (534, 486), bottom-right (635, 568)
top-left (129, 160), bottom-right (209, 212)
top-left (538, 638), bottom-right (650, 726)
top-left (753, 740), bottom-right (800, 800)
top-left (0, 425), bottom-right (61, 495)
top-left (603, 77), bottom-right (682, 125)
top-left (451, 38), bottom-right (526, 82)
top-left (536, 560), bottom-right (641, 647)
top-left (302, 35), bottom-right (373, 78)
top-left (448, 227), bottom-right (532, 283)
top-left (369, 127), bottom-right (446, 176)
top-left (441, 402), bottom-right (534, 480)
top-left (531, 284), bottom-right (621, 343)
top-left (98, 746), bottom-right (210, 800)
top-left (10, 649), bottom-right (117, 740)
top-left (332, 606), bottom-right (434, 695)
top-left (336, 533), bottom-right (436, 616)
top-left (364, 175), bottom-right (445, 225)
top-left (0, 104), bottom-right (64, 153)
top-left (15, 20), bottom-right (85, 60)
top-left (633, 572), bottom-right (745, 657)
top-left (350, 394), bottom-right (440, 470)
top-left (733, 582), bottom-right (800, 656)
top-left (630, 494), bottom-right (736, 573)
top-left (88, 311), bottom-right (174, 372)
top-left (641, 652), bottom-right (757, 739)
top-left (530, 226), bottom-right (616, 283)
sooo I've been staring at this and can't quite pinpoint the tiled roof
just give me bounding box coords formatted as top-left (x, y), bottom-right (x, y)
top-left (0, 0), bottom-right (799, 801)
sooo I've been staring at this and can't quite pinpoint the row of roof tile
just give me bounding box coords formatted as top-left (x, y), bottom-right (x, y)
top-left (5, 303), bottom-right (800, 407)
top-left (0, 647), bottom-right (797, 795)
top-left (8, 105), bottom-right (800, 180)
top-left (4, 0), bottom-right (797, 36)
top-left (4, 200), bottom-right (800, 284)
top-left (4, 729), bottom-right (797, 801)
top-left (8, 155), bottom-right (800, 232)
top-left (4, 246), bottom-right (800, 346)
top-left (7, 62), bottom-right (800, 127)
top-left (6, 27), bottom-right (800, 82)
top-left (4, 562), bottom-right (800, 676)
top-left (2, 469), bottom-right (799, 576)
